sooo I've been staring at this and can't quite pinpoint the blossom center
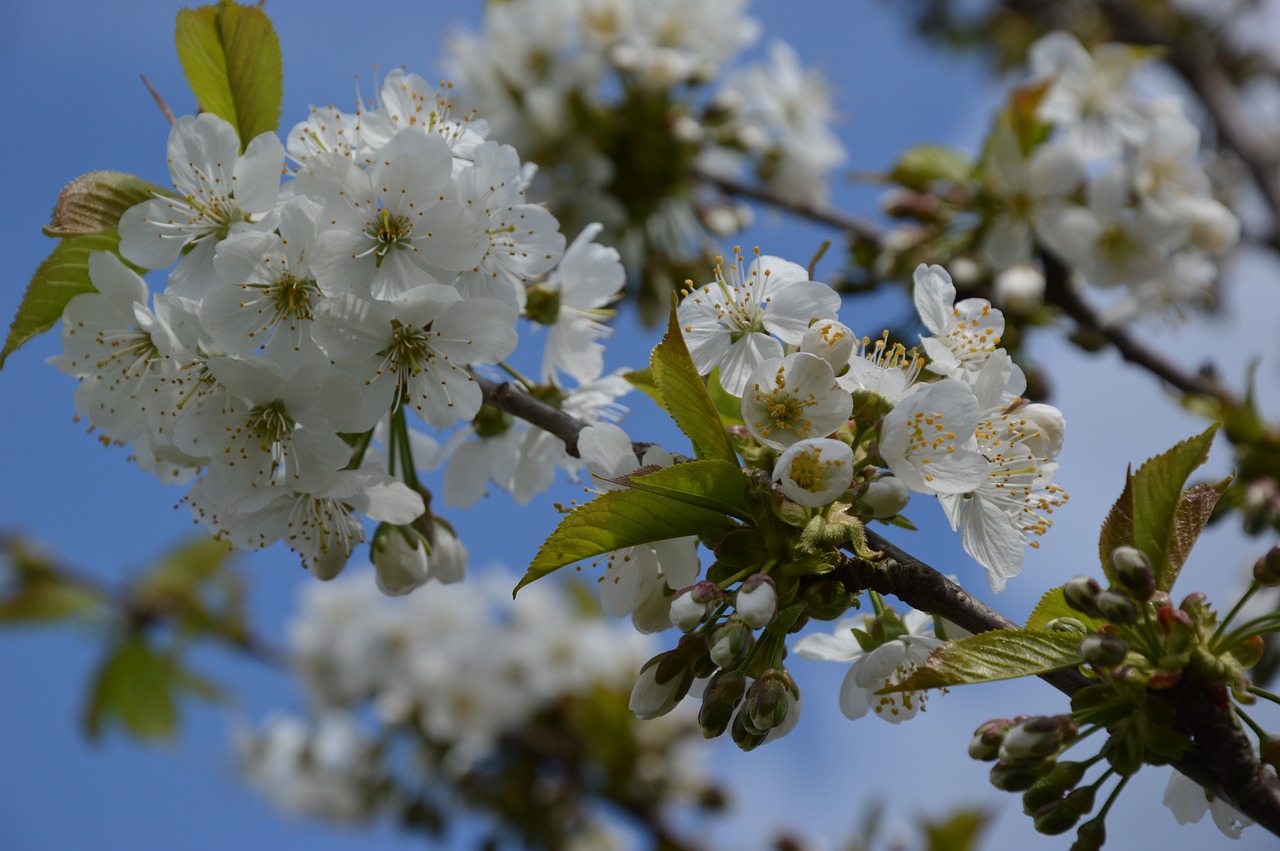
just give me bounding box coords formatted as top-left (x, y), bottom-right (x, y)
top-left (365, 209), bottom-right (414, 267)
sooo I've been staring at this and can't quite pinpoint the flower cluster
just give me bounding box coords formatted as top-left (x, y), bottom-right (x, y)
top-left (53, 72), bottom-right (633, 587)
top-left (239, 570), bottom-right (710, 831)
top-left (448, 0), bottom-right (845, 285)
top-left (987, 31), bottom-right (1240, 320)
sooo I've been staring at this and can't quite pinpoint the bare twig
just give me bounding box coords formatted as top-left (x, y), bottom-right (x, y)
top-left (140, 75), bottom-right (175, 126)
top-left (696, 168), bottom-right (884, 243)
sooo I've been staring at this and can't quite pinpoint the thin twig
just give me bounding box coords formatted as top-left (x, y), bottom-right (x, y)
top-left (696, 168), bottom-right (884, 243)
top-left (140, 75), bottom-right (175, 126)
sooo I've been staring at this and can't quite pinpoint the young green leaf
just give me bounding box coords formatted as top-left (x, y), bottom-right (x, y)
top-left (650, 306), bottom-right (738, 463)
top-left (604, 459), bottom-right (751, 520)
top-left (1025, 587), bottom-right (1104, 632)
top-left (42, 171), bottom-right (166, 237)
top-left (83, 637), bottom-right (177, 741)
top-left (1097, 425), bottom-right (1220, 589)
top-left (517, 489), bottom-right (733, 594)
top-left (881, 629), bottom-right (1083, 693)
top-left (2, 232), bottom-right (122, 369)
top-left (175, 1), bottom-right (283, 151)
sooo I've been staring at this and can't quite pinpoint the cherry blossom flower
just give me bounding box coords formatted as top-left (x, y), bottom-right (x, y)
top-left (913, 263), bottom-right (1004, 380)
top-left (741, 353), bottom-right (852, 449)
top-left (772, 438), bottom-right (854, 507)
top-left (878, 378), bottom-right (989, 497)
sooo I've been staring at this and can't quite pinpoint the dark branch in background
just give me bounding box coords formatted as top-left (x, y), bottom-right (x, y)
top-left (475, 376), bottom-right (1280, 835)
top-left (695, 168), bottom-right (884, 243)
top-left (1040, 251), bottom-right (1236, 405)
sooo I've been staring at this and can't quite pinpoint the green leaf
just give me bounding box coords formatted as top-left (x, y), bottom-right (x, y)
top-left (517, 489), bottom-right (733, 594)
top-left (0, 582), bottom-right (99, 624)
top-left (622, 368), bottom-right (663, 408)
top-left (1097, 426), bottom-right (1219, 589)
top-left (175, 1), bottom-right (283, 149)
top-left (83, 637), bottom-right (177, 741)
top-left (650, 306), bottom-right (737, 463)
top-left (2, 232), bottom-right (122, 368)
top-left (924, 808), bottom-right (990, 851)
top-left (43, 171), bottom-right (165, 237)
top-left (707, 368), bottom-right (745, 426)
top-left (133, 537), bottom-right (235, 601)
top-left (605, 459), bottom-right (751, 520)
top-left (883, 629), bottom-right (1083, 693)
top-left (890, 144), bottom-right (973, 190)
top-left (1025, 587), bottom-right (1104, 632)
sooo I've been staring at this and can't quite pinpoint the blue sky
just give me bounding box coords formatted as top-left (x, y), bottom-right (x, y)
top-left (1, 1), bottom-right (1277, 848)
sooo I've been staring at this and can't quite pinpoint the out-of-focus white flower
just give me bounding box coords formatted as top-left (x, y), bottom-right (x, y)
top-left (1163, 768), bottom-right (1255, 839)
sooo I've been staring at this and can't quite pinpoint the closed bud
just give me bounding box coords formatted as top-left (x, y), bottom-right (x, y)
top-left (371, 523), bottom-right (431, 596)
top-left (736, 574), bottom-right (778, 628)
top-left (969, 718), bottom-right (1016, 761)
top-left (744, 668), bottom-right (794, 733)
top-left (630, 657), bottom-right (693, 720)
top-left (1063, 576), bottom-right (1102, 616)
top-left (855, 476), bottom-right (910, 519)
top-left (990, 761), bottom-right (1042, 792)
top-left (1254, 545), bottom-right (1280, 586)
top-left (730, 704), bottom-right (769, 751)
top-left (1111, 546), bottom-right (1155, 600)
top-left (1000, 715), bottom-right (1076, 765)
top-left (1022, 761), bottom-right (1087, 814)
top-left (670, 581), bottom-right (724, 632)
top-left (1033, 795), bottom-right (1084, 835)
top-left (699, 670), bottom-right (747, 738)
top-left (710, 615), bottom-right (755, 668)
top-left (1080, 634), bottom-right (1129, 667)
top-left (799, 319), bottom-right (856, 375)
top-left (1071, 818), bottom-right (1106, 851)
top-left (1094, 589), bottom-right (1139, 625)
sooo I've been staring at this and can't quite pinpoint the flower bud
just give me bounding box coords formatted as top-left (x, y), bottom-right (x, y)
top-left (1071, 818), bottom-right (1106, 851)
top-left (999, 715), bottom-right (1076, 765)
top-left (630, 656), bottom-right (693, 720)
top-left (1094, 590), bottom-right (1139, 625)
top-left (1111, 546), bottom-right (1156, 600)
top-left (1047, 617), bottom-right (1089, 636)
top-left (371, 523), bottom-right (431, 596)
top-left (309, 547), bottom-right (350, 582)
top-left (670, 581), bottom-right (724, 632)
top-left (699, 670), bottom-right (746, 739)
top-left (1022, 761), bottom-right (1087, 814)
top-left (969, 718), bottom-right (1016, 762)
top-left (1033, 786), bottom-right (1096, 835)
top-left (744, 668), bottom-right (794, 733)
top-left (736, 574), bottom-right (778, 628)
top-left (1253, 545), bottom-right (1280, 586)
top-left (709, 615), bottom-right (755, 668)
top-left (800, 319), bottom-right (856, 375)
top-left (994, 263), bottom-right (1046, 312)
top-left (989, 761), bottom-right (1041, 792)
top-left (1063, 576), bottom-right (1102, 617)
top-left (730, 704), bottom-right (769, 752)
top-left (855, 476), bottom-right (910, 519)
top-left (1079, 635), bottom-right (1129, 667)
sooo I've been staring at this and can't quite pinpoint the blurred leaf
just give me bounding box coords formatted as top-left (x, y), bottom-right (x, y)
top-left (890, 145), bottom-right (973, 190)
top-left (1097, 426), bottom-right (1220, 590)
top-left (650, 306), bottom-right (737, 464)
top-left (605, 459), bottom-right (751, 520)
top-left (83, 636), bottom-right (177, 741)
top-left (883, 629), bottom-right (1082, 693)
top-left (924, 807), bottom-right (990, 851)
top-left (42, 171), bottom-right (164, 237)
top-left (175, 1), bottom-right (283, 150)
top-left (0, 581), bottom-right (99, 624)
top-left (2, 232), bottom-right (121, 369)
top-left (518, 489), bottom-right (734, 594)
top-left (133, 537), bottom-right (235, 600)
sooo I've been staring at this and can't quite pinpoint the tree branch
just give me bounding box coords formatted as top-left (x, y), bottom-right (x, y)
top-left (696, 168), bottom-right (884, 243)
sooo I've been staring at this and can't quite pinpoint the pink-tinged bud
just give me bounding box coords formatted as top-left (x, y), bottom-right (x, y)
top-left (999, 715), bottom-right (1077, 765)
top-left (1149, 590), bottom-right (1171, 608)
top-left (630, 657), bottom-right (693, 720)
top-left (1254, 545), bottom-right (1280, 586)
top-left (1157, 605), bottom-right (1194, 632)
top-left (709, 615), bottom-right (754, 668)
top-left (670, 581), bottom-right (724, 632)
top-left (969, 718), bottom-right (1016, 761)
top-left (736, 574), bottom-right (778, 628)
top-left (1094, 590), bottom-right (1139, 625)
top-left (1063, 576), bottom-right (1102, 617)
top-left (1111, 546), bottom-right (1155, 600)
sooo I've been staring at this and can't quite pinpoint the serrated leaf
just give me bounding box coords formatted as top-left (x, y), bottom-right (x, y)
top-left (882, 629), bottom-right (1083, 693)
top-left (605, 459), bottom-right (751, 520)
top-left (43, 171), bottom-right (165, 237)
top-left (1097, 426), bottom-right (1219, 589)
top-left (622, 368), bottom-right (663, 408)
top-left (517, 489), bottom-right (732, 594)
top-left (1025, 587), bottom-right (1105, 632)
top-left (83, 637), bottom-right (177, 741)
top-left (1163, 477), bottom-right (1232, 591)
top-left (2, 232), bottom-right (122, 369)
top-left (175, 1), bottom-right (283, 150)
top-left (650, 306), bottom-right (737, 463)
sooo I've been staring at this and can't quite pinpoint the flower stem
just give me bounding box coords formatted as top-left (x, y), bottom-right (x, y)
top-left (1214, 581), bottom-right (1261, 643)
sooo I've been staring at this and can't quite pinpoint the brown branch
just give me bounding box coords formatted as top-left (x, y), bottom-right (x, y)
top-left (476, 371), bottom-right (1280, 835)
top-left (1040, 251), bottom-right (1236, 406)
top-left (695, 168), bottom-right (884, 243)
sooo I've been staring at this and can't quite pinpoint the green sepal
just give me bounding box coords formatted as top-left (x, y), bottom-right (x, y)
top-left (175, 0), bottom-right (284, 151)
top-left (882, 628), bottom-right (1083, 693)
top-left (2, 232), bottom-right (125, 369)
top-left (650, 305), bottom-right (737, 463)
